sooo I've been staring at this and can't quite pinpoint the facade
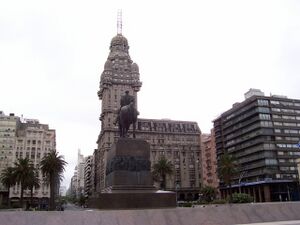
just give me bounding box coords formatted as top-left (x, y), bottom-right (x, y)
top-left (136, 118), bottom-right (201, 200)
top-left (11, 118), bottom-right (56, 207)
top-left (0, 111), bottom-right (56, 207)
top-left (0, 112), bottom-right (20, 205)
top-left (70, 150), bottom-right (85, 198)
top-left (201, 131), bottom-right (219, 189)
top-left (95, 31), bottom-right (202, 201)
top-left (76, 150), bottom-right (85, 198)
top-left (214, 89), bottom-right (300, 202)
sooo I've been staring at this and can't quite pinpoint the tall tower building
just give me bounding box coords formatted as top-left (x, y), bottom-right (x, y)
top-left (96, 30), bottom-right (142, 192)
top-left (95, 20), bottom-right (202, 200)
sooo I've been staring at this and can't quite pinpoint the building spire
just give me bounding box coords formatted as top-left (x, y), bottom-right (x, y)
top-left (117, 9), bottom-right (122, 35)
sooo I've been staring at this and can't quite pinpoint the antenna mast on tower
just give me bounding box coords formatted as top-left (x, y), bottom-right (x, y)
top-left (117, 9), bottom-right (122, 35)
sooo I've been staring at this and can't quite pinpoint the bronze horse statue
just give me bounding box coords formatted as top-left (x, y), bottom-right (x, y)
top-left (118, 101), bottom-right (139, 138)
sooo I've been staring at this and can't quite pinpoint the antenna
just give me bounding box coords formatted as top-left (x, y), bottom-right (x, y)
top-left (117, 9), bottom-right (122, 35)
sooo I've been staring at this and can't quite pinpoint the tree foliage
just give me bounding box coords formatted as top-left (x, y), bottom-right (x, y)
top-left (218, 153), bottom-right (238, 200)
top-left (13, 158), bottom-right (34, 207)
top-left (40, 150), bottom-right (67, 210)
top-left (152, 157), bottom-right (173, 190)
top-left (0, 167), bottom-right (16, 190)
top-left (200, 186), bottom-right (217, 203)
top-left (0, 167), bottom-right (16, 207)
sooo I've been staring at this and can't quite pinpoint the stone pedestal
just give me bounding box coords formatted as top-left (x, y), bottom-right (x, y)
top-left (88, 138), bottom-right (176, 209)
top-left (105, 138), bottom-right (155, 192)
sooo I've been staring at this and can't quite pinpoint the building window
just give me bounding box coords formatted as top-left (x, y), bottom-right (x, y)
top-left (258, 99), bottom-right (269, 106)
top-left (271, 101), bottom-right (280, 105)
top-left (259, 114), bottom-right (271, 120)
top-left (258, 107), bottom-right (270, 113)
top-left (272, 108), bottom-right (281, 112)
top-left (265, 159), bottom-right (278, 165)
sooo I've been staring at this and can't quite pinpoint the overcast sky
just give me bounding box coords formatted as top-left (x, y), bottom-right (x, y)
top-left (1, 0), bottom-right (300, 188)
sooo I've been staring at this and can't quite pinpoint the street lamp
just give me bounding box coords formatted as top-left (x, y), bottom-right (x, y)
top-left (239, 171), bottom-right (247, 193)
top-left (175, 182), bottom-right (180, 206)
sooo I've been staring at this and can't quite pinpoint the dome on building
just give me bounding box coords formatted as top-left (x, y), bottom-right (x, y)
top-left (131, 63), bottom-right (139, 73)
top-left (104, 60), bottom-right (112, 70)
top-left (110, 34), bottom-right (129, 49)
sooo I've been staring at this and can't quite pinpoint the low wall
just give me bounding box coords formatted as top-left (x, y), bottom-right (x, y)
top-left (1, 202), bottom-right (300, 225)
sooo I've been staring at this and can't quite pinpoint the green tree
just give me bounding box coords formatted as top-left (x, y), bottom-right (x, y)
top-left (219, 153), bottom-right (238, 201)
top-left (0, 167), bottom-right (16, 207)
top-left (200, 186), bottom-right (217, 203)
top-left (40, 150), bottom-right (67, 210)
top-left (25, 166), bottom-right (40, 208)
top-left (13, 158), bottom-right (33, 207)
top-left (152, 157), bottom-right (173, 190)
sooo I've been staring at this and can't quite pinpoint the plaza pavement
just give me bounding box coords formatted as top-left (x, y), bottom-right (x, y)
top-left (0, 202), bottom-right (300, 225)
top-left (236, 221), bottom-right (300, 225)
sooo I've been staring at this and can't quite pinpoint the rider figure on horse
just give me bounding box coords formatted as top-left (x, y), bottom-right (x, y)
top-left (120, 90), bottom-right (134, 109)
top-left (114, 90), bottom-right (137, 137)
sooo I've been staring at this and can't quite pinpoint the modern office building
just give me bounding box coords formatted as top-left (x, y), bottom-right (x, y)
top-left (214, 89), bottom-right (300, 202)
top-left (95, 28), bottom-right (202, 200)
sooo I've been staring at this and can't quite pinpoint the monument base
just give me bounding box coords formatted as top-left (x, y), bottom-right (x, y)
top-left (88, 138), bottom-right (176, 209)
top-left (88, 191), bottom-right (176, 209)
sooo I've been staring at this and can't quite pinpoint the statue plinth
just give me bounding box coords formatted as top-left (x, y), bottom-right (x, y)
top-left (88, 138), bottom-right (176, 209)
top-left (105, 138), bottom-right (154, 191)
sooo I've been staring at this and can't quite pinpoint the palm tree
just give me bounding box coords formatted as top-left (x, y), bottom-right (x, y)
top-left (25, 166), bottom-right (40, 208)
top-left (152, 157), bottom-right (173, 190)
top-left (40, 150), bottom-right (67, 210)
top-left (218, 153), bottom-right (237, 201)
top-left (13, 158), bottom-right (33, 207)
top-left (0, 167), bottom-right (16, 207)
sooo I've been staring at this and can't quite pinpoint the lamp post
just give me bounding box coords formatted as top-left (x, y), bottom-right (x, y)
top-left (175, 182), bottom-right (180, 206)
top-left (239, 171), bottom-right (247, 193)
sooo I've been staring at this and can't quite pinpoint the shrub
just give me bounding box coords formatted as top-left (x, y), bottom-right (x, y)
top-left (211, 199), bottom-right (227, 204)
top-left (231, 193), bottom-right (253, 203)
top-left (199, 186), bottom-right (217, 203)
top-left (182, 202), bottom-right (193, 207)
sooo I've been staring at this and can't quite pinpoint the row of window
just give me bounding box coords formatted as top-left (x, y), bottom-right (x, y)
top-left (278, 158), bottom-right (296, 163)
top-left (280, 166), bottom-right (297, 171)
top-left (271, 100), bottom-right (300, 107)
top-left (274, 129), bottom-right (300, 134)
top-left (276, 174), bottom-right (298, 179)
top-left (273, 114), bottom-right (300, 120)
top-left (276, 143), bottom-right (299, 148)
top-left (18, 139), bottom-right (51, 144)
top-left (275, 136), bottom-right (299, 141)
top-left (273, 122), bottom-right (300, 127)
top-left (278, 151), bottom-right (300, 156)
top-left (15, 151), bottom-right (49, 159)
top-left (272, 108), bottom-right (300, 114)
top-left (16, 146), bottom-right (52, 151)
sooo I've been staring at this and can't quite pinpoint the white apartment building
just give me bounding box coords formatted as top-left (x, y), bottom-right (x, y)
top-left (0, 111), bottom-right (56, 208)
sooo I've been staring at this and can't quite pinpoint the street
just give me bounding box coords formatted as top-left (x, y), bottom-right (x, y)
top-left (63, 203), bottom-right (94, 211)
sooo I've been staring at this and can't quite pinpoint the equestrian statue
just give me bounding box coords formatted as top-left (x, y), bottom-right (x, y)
top-left (114, 91), bottom-right (139, 138)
